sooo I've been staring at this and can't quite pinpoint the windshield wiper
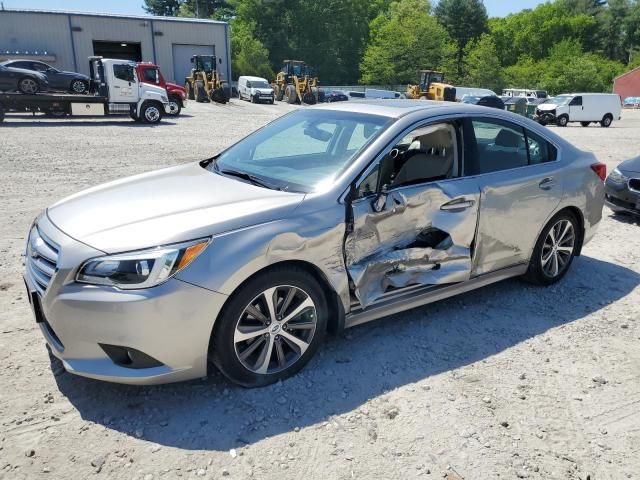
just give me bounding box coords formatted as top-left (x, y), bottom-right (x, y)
top-left (219, 168), bottom-right (279, 190)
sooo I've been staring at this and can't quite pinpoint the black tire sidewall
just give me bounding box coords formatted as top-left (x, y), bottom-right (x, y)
top-left (557, 115), bottom-right (568, 127)
top-left (601, 115), bottom-right (612, 127)
top-left (141, 101), bottom-right (162, 124)
top-left (212, 267), bottom-right (328, 387)
top-left (525, 211), bottom-right (578, 285)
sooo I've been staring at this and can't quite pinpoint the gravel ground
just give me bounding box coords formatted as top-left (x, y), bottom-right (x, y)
top-left (0, 102), bottom-right (638, 480)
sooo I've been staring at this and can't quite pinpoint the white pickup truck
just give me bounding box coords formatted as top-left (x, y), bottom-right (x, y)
top-left (0, 57), bottom-right (171, 124)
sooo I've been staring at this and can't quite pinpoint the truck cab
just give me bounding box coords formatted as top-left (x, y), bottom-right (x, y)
top-left (136, 62), bottom-right (187, 116)
top-left (89, 57), bottom-right (170, 122)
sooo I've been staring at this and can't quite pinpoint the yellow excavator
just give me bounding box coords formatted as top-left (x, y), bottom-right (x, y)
top-left (184, 54), bottom-right (229, 104)
top-left (272, 60), bottom-right (319, 105)
top-left (405, 70), bottom-right (456, 102)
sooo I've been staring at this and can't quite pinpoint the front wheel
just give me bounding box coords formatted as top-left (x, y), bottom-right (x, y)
top-left (140, 101), bottom-right (163, 124)
top-left (211, 266), bottom-right (328, 387)
top-left (524, 211), bottom-right (579, 285)
top-left (556, 115), bottom-right (569, 127)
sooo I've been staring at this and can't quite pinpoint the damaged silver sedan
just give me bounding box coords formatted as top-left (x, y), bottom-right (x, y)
top-left (25, 101), bottom-right (605, 387)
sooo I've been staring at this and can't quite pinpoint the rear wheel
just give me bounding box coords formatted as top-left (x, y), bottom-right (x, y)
top-left (524, 211), bottom-right (579, 285)
top-left (284, 85), bottom-right (297, 104)
top-left (601, 114), bottom-right (613, 128)
top-left (140, 101), bottom-right (163, 124)
top-left (211, 266), bottom-right (327, 387)
top-left (302, 91), bottom-right (316, 105)
top-left (210, 87), bottom-right (228, 104)
top-left (70, 79), bottom-right (87, 94)
top-left (275, 84), bottom-right (284, 102)
top-left (185, 80), bottom-right (195, 100)
top-left (18, 77), bottom-right (39, 94)
top-left (556, 115), bottom-right (569, 127)
top-left (195, 80), bottom-right (208, 102)
top-left (580, 121), bottom-right (590, 127)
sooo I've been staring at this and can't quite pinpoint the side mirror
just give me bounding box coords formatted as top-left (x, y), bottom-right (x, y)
top-left (372, 184), bottom-right (389, 213)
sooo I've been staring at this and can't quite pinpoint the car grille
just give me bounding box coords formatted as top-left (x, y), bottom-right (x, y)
top-left (629, 178), bottom-right (640, 192)
top-left (25, 226), bottom-right (59, 295)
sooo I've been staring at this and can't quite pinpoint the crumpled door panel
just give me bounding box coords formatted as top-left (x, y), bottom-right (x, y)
top-left (345, 180), bottom-right (480, 307)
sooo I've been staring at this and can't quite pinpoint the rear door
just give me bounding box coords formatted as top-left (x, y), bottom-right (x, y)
top-left (345, 119), bottom-right (480, 307)
top-left (108, 62), bottom-right (139, 103)
top-left (465, 118), bottom-right (565, 275)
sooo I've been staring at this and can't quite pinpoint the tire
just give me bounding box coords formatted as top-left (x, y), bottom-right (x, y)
top-left (524, 210), bottom-right (579, 286)
top-left (129, 110), bottom-right (140, 122)
top-left (211, 266), bottom-right (328, 387)
top-left (275, 85), bottom-right (284, 102)
top-left (580, 121), bottom-right (590, 127)
top-left (302, 91), bottom-right (316, 105)
top-left (210, 87), bottom-right (228, 104)
top-left (185, 81), bottom-right (195, 100)
top-left (70, 79), bottom-right (87, 94)
top-left (284, 85), bottom-right (297, 104)
top-left (18, 77), bottom-right (39, 95)
top-left (0, 104), bottom-right (5, 123)
top-left (601, 114), bottom-right (613, 128)
top-left (556, 115), bottom-right (569, 127)
top-left (140, 101), bottom-right (163, 124)
top-left (167, 96), bottom-right (181, 116)
top-left (195, 80), bottom-right (208, 103)
top-left (250, 94), bottom-right (255, 103)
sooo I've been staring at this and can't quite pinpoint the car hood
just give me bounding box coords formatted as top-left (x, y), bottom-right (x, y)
top-left (618, 155), bottom-right (640, 174)
top-left (537, 103), bottom-right (558, 111)
top-left (166, 82), bottom-right (185, 93)
top-left (252, 88), bottom-right (273, 94)
top-left (47, 162), bottom-right (305, 253)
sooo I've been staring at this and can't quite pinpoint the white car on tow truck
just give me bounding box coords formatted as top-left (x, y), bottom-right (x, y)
top-left (0, 57), bottom-right (171, 124)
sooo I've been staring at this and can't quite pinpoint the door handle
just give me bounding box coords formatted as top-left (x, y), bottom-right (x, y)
top-left (539, 177), bottom-right (555, 190)
top-left (440, 198), bottom-right (475, 211)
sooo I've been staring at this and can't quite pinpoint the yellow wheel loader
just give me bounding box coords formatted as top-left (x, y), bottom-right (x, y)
top-left (184, 55), bottom-right (229, 104)
top-left (405, 70), bottom-right (456, 102)
top-left (272, 60), bottom-right (319, 105)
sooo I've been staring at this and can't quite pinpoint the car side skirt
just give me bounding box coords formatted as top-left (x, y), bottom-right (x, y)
top-left (344, 263), bottom-right (528, 329)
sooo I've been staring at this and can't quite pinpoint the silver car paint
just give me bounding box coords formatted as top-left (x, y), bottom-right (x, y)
top-left (25, 101), bottom-right (604, 385)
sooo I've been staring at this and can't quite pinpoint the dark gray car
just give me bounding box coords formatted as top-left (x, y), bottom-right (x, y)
top-left (0, 62), bottom-right (49, 94)
top-left (1, 60), bottom-right (89, 94)
top-left (605, 156), bottom-right (640, 216)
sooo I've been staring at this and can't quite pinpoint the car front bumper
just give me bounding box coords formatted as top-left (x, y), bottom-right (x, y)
top-left (24, 214), bottom-right (228, 385)
top-left (605, 176), bottom-right (640, 215)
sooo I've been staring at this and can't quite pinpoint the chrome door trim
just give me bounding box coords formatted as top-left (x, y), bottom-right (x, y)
top-left (344, 263), bottom-right (528, 329)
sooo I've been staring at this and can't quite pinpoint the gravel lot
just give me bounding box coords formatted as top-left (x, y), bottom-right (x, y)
top-left (1, 102), bottom-right (639, 480)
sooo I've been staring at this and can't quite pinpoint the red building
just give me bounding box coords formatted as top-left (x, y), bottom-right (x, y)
top-left (613, 67), bottom-right (640, 100)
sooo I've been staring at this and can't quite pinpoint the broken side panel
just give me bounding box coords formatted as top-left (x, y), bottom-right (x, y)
top-left (345, 179), bottom-right (480, 307)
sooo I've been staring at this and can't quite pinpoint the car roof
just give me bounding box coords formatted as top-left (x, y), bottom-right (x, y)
top-left (240, 76), bottom-right (269, 82)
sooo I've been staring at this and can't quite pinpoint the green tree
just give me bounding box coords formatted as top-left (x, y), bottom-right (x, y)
top-left (434, 0), bottom-right (488, 77)
top-left (360, 0), bottom-right (453, 85)
top-left (462, 33), bottom-right (504, 92)
top-left (230, 20), bottom-right (274, 79)
top-left (143, 0), bottom-right (183, 16)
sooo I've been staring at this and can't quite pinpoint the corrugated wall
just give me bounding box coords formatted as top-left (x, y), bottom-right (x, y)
top-left (0, 10), bottom-right (230, 84)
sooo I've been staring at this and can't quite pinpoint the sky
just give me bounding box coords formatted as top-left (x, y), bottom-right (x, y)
top-left (1, 0), bottom-right (549, 18)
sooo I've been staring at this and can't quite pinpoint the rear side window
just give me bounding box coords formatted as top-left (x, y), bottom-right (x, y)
top-left (467, 119), bottom-right (556, 174)
top-left (113, 64), bottom-right (135, 83)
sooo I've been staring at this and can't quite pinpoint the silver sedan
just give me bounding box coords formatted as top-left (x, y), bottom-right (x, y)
top-left (24, 101), bottom-right (605, 387)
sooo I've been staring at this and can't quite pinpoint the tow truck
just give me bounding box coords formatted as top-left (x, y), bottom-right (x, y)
top-left (136, 62), bottom-right (187, 116)
top-left (0, 57), bottom-right (171, 124)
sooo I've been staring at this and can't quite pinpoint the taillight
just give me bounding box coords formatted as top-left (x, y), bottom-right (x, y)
top-left (591, 162), bottom-right (607, 181)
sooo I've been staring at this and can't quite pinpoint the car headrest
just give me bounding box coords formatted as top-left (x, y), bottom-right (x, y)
top-left (495, 129), bottom-right (521, 148)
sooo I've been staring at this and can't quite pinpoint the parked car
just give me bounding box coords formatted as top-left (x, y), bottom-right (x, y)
top-left (323, 90), bottom-right (349, 102)
top-left (623, 96), bottom-right (640, 108)
top-left (25, 101), bottom-right (605, 387)
top-left (605, 156), bottom-right (640, 216)
top-left (238, 76), bottom-right (274, 104)
top-left (1, 59), bottom-right (88, 93)
top-left (461, 94), bottom-right (505, 109)
top-left (502, 88), bottom-right (548, 99)
top-left (535, 93), bottom-right (622, 127)
top-left (0, 61), bottom-right (49, 94)
top-left (137, 62), bottom-right (187, 116)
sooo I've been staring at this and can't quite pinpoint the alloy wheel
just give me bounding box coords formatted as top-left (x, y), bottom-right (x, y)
top-left (234, 285), bottom-right (317, 375)
top-left (20, 78), bottom-right (38, 94)
top-left (541, 219), bottom-right (575, 278)
top-left (72, 80), bottom-right (86, 93)
top-left (144, 106), bottom-right (160, 123)
top-left (168, 101), bottom-right (180, 115)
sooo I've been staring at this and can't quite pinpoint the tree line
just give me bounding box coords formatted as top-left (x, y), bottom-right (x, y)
top-left (144, 0), bottom-right (640, 95)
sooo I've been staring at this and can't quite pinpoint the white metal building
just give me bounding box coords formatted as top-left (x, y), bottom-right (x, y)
top-left (0, 8), bottom-right (231, 85)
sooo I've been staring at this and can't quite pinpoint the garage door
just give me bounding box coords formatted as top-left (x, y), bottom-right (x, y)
top-left (172, 44), bottom-right (215, 84)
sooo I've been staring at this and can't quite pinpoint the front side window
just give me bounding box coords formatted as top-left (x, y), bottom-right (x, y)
top-left (569, 96), bottom-right (583, 106)
top-left (210, 110), bottom-right (391, 193)
top-left (113, 64), bottom-right (135, 83)
top-left (142, 68), bottom-right (159, 83)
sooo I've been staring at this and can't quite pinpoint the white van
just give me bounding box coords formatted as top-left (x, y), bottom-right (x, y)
top-left (535, 93), bottom-right (622, 127)
top-left (237, 76), bottom-right (274, 104)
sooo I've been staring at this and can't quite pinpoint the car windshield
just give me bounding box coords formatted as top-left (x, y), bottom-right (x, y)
top-left (207, 109), bottom-right (392, 193)
top-left (252, 81), bottom-right (270, 88)
top-left (553, 95), bottom-right (573, 106)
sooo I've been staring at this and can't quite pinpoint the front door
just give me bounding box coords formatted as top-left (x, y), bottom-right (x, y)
top-left (568, 95), bottom-right (585, 121)
top-left (345, 120), bottom-right (480, 308)
top-left (465, 118), bottom-right (565, 275)
top-left (107, 62), bottom-right (139, 103)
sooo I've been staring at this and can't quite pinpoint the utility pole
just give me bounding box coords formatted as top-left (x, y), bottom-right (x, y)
top-left (195, 0), bottom-right (200, 18)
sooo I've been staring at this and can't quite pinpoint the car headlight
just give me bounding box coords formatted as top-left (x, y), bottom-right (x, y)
top-left (76, 238), bottom-right (209, 289)
top-left (608, 167), bottom-right (628, 183)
